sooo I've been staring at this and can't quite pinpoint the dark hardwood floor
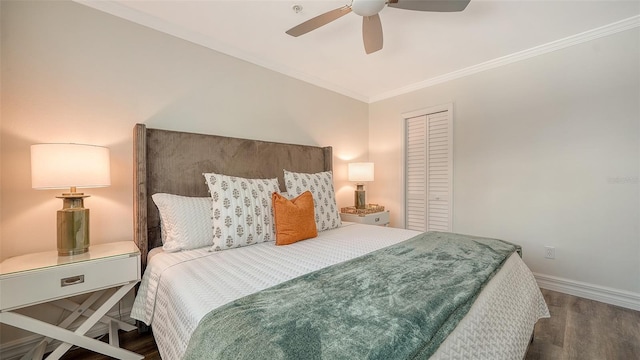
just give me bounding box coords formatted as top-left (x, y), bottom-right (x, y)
top-left (59, 289), bottom-right (639, 359)
top-left (525, 288), bottom-right (640, 360)
top-left (58, 330), bottom-right (160, 360)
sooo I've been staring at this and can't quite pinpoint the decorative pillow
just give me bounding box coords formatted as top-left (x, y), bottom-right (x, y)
top-left (151, 193), bottom-right (214, 252)
top-left (272, 191), bottom-right (318, 246)
top-left (203, 173), bottom-right (280, 251)
top-left (283, 170), bottom-right (341, 231)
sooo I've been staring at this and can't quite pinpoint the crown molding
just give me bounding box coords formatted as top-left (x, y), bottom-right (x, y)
top-left (369, 15), bottom-right (640, 103)
top-left (74, 0), bottom-right (370, 103)
top-left (75, 1), bottom-right (637, 104)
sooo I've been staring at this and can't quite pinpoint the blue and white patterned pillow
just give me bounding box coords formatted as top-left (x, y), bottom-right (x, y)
top-left (283, 170), bottom-right (341, 231)
top-left (203, 173), bottom-right (280, 251)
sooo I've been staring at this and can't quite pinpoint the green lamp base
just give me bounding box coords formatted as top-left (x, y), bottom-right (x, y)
top-left (56, 195), bottom-right (90, 256)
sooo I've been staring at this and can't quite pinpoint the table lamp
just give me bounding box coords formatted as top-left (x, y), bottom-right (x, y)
top-left (348, 162), bottom-right (374, 209)
top-left (31, 143), bottom-right (111, 256)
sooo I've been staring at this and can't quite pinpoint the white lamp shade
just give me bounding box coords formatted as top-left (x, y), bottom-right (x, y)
top-left (31, 143), bottom-right (111, 189)
top-left (348, 162), bottom-right (374, 182)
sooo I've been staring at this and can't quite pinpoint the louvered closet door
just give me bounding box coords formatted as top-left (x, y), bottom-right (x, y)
top-left (404, 110), bottom-right (452, 232)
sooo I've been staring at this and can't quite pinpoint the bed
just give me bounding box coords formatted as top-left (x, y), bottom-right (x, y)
top-left (130, 124), bottom-right (549, 359)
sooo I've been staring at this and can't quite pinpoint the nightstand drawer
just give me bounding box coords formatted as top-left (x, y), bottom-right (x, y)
top-left (0, 254), bottom-right (139, 311)
top-left (341, 211), bottom-right (390, 226)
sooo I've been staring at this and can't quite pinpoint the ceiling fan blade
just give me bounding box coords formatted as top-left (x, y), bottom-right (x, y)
top-left (388, 0), bottom-right (471, 12)
top-left (286, 6), bottom-right (352, 37)
top-left (362, 14), bottom-right (383, 54)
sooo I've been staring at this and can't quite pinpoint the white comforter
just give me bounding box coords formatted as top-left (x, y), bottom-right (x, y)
top-left (132, 224), bottom-right (549, 359)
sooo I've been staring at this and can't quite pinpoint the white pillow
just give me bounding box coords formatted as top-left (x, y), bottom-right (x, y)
top-left (203, 173), bottom-right (280, 251)
top-left (151, 193), bottom-right (214, 252)
top-left (283, 170), bottom-right (341, 231)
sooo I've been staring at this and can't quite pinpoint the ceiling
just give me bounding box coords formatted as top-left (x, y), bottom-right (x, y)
top-left (78, 0), bottom-right (639, 103)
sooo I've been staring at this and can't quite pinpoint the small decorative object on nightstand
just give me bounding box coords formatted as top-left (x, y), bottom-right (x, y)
top-left (0, 241), bottom-right (142, 360)
top-left (340, 204), bottom-right (390, 226)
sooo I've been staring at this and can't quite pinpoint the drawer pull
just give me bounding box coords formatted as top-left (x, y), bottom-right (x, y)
top-left (374, 217), bottom-right (380, 222)
top-left (61, 275), bottom-right (85, 287)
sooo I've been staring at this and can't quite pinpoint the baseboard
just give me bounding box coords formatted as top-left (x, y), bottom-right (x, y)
top-left (534, 273), bottom-right (640, 311)
top-left (0, 306), bottom-right (134, 360)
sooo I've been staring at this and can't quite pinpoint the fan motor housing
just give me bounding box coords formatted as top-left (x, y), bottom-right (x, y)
top-left (351, 0), bottom-right (386, 17)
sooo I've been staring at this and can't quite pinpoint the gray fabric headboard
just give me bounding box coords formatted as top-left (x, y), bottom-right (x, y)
top-left (133, 124), bottom-right (333, 267)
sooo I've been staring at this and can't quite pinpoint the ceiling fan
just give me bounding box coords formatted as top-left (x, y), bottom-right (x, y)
top-left (285, 0), bottom-right (471, 54)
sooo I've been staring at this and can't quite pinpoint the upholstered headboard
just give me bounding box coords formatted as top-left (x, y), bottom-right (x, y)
top-left (133, 124), bottom-right (333, 267)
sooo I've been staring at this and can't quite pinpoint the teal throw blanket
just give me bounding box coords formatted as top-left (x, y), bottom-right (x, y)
top-left (184, 232), bottom-right (519, 360)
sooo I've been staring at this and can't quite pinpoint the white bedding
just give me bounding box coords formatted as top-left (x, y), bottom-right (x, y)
top-left (131, 223), bottom-right (549, 359)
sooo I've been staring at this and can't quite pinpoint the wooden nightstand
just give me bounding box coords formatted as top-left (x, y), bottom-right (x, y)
top-left (340, 210), bottom-right (390, 226)
top-left (0, 241), bottom-right (143, 360)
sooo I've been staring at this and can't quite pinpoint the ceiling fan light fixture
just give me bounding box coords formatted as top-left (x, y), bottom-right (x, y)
top-left (285, 0), bottom-right (472, 54)
top-left (351, 0), bottom-right (386, 17)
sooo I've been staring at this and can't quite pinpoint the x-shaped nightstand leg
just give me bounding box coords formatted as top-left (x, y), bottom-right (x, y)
top-left (0, 281), bottom-right (142, 360)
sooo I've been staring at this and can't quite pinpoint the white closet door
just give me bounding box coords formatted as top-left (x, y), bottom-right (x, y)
top-left (405, 116), bottom-right (428, 231)
top-left (404, 109), bottom-right (452, 232)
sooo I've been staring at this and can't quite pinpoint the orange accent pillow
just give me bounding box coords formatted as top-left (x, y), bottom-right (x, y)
top-left (272, 191), bottom-right (318, 246)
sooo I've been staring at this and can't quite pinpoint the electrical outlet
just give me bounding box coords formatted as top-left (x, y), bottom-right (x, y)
top-left (544, 246), bottom-right (555, 259)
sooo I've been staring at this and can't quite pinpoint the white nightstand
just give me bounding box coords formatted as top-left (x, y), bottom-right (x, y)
top-left (340, 210), bottom-right (390, 226)
top-left (0, 241), bottom-right (143, 360)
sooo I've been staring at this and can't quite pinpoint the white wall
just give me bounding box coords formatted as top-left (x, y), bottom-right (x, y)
top-left (369, 29), bottom-right (640, 295)
top-left (1, 0), bottom-right (638, 354)
top-left (0, 0), bottom-right (368, 348)
top-left (0, 0), bottom-right (369, 260)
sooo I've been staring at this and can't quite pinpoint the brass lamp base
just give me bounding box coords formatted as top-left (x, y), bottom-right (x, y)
top-left (354, 184), bottom-right (366, 210)
top-left (56, 192), bottom-right (90, 256)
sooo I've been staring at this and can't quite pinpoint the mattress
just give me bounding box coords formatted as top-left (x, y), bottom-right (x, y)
top-left (131, 223), bottom-right (549, 359)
